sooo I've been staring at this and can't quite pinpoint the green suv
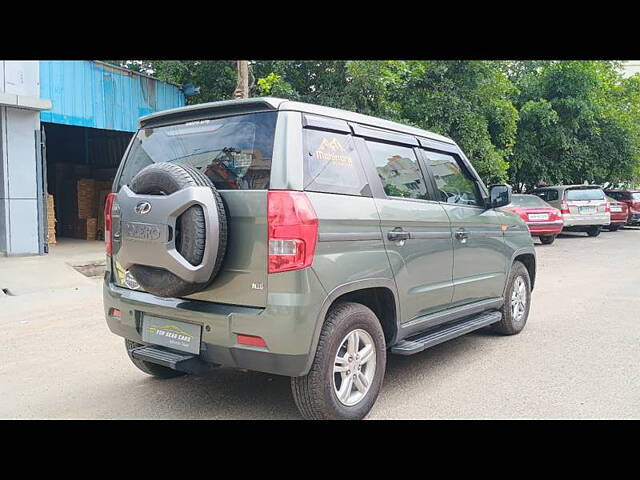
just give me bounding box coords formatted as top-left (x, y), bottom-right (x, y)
top-left (103, 98), bottom-right (536, 420)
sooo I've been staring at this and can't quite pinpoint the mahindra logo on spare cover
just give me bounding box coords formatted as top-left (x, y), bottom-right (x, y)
top-left (135, 201), bottom-right (152, 215)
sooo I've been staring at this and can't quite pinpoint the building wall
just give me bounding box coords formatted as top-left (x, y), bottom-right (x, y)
top-left (40, 61), bottom-right (185, 132)
top-left (0, 61), bottom-right (42, 255)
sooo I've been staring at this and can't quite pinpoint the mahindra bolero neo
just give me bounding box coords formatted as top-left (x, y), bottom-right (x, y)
top-left (103, 98), bottom-right (536, 420)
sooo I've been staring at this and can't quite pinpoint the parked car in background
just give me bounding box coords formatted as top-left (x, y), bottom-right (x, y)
top-left (503, 194), bottom-right (563, 244)
top-left (604, 196), bottom-right (629, 231)
top-left (604, 190), bottom-right (640, 226)
top-left (532, 185), bottom-right (610, 237)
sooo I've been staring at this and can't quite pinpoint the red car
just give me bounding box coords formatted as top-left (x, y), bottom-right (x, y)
top-left (504, 194), bottom-right (563, 245)
top-left (604, 190), bottom-right (640, 226)
top-left (605, 196), bottom-right (629, 231)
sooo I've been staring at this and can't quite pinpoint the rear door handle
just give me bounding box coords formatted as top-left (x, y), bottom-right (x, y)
top-left (388, 229), bottom-right (410, 242)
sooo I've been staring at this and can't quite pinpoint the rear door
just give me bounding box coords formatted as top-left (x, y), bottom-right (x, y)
top-left (564, 187), bottom-right (607, 216)
top-left (420, 147), bottom-right (508, 307)
top-left (359, 130), bottom-right (454, 323)
top-left (114, 111), bottom-right (277, 307)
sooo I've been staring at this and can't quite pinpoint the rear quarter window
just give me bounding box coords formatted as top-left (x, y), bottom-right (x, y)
top-left (303, 129), bottom-right (371, 196)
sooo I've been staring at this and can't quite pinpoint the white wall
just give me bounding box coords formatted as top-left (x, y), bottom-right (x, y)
top-left (1, 61), bottom-right (40, 96)
top-left (0, 61), bottom-right (42, 255)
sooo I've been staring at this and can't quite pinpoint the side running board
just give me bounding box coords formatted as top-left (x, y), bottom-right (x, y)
top-left (130, 345), bottom-right (209, 373)
top-left (391, 311), bottom-right (502, 356)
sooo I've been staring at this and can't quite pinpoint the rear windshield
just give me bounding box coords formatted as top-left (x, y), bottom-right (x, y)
top-left (118, 112), bottom-right (277, 190)
top-left (565, 188), bottom-right (604, 201)
top-left (510, 195), bottom-right (548, 207)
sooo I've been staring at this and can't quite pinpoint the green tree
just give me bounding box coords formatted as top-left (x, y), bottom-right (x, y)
top-left (508, 61), bottom-right (640, 189)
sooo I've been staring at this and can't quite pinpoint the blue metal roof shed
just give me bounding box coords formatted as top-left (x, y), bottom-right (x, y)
top-left (39, 61), bottom-right (185, 132)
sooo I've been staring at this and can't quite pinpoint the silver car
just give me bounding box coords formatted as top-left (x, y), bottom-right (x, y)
top-left (532, 185), bottom-right (610, 237)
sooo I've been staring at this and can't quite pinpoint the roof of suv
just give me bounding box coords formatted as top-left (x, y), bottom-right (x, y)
top-left (138, 97), bottom-right (456, 146)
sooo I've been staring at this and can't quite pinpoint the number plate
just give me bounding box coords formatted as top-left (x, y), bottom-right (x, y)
top-left (611, 206), bottom-right (622, 212)
top-left (528, 213), bottom-right (549, 221)
top-left (142, 316), bottom-right (202, 354)
top-left (579, 206), bottom-right (596, 214)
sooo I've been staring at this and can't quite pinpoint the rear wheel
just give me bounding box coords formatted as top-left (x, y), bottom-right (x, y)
top-left (125, 339), bottom-right (187, 379)
top-left (291, 302), bottom-right (386, 420)
top-left (494, 261), bottom-right (531, 335)
top-left (539, 235), bottom-right (555, 245)
top-left (608, 224), bottom-right (621, 232)
top-left (587, 226), bottom-right (601, 237)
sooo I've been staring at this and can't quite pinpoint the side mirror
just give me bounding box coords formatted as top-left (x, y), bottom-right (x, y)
top-left (488, 184), bottom-right (512, 209)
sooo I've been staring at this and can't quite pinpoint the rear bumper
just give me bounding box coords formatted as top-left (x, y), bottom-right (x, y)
top-left (561, 213), bottom-right (610, 227)
top-left (609, 212), bottom-right (628, 225)
top-left (103, 274), bottom-right (325, 377)
top-left (527, 221), bottom-right (563, 236)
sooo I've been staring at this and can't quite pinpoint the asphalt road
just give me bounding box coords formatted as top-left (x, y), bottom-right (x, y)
top-left (1, 227), bottom-right (639, 419)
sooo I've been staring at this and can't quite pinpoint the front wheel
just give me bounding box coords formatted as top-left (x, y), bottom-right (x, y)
top-left (494, 261), bottom-right (531, 335)
top-left (291, 302), bottom-right (386, 420)
top-left (587, 226), bottom-right (601, 237)
top-left (539, 235), bottom-right (556, 245)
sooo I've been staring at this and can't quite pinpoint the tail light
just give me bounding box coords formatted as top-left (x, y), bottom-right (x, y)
top-left (104, 193), bottom-right (117, 256)
top-left (560, 201), bottom-right (570, 214)
top-left (604, 202), bottom-right (611, 213)
top-left (267, 191), bottom-right (318, 274)
top-left (632, 201), bottom-right (640, 212)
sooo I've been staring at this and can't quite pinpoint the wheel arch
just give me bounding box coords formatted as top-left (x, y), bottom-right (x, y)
top-left (512, 249), bottom-right (536, 291)
top-left (302, 279), bottom-right (400, 375)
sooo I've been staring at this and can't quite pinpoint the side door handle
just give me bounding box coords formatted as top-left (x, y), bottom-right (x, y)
top-left (388, 229), bottom-right (410, 242)
top-left (455, 229), bottom-right (469, 243)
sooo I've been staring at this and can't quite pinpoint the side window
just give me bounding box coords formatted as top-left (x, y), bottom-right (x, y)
top-left (303, 129), bottom-right (370, 196)
top-left (422, 150), bottom-right (482, 206)
top-left (366, 141), bottom-right (429, 200)
top-left (607, 192), bottom-right (622, 201)
top-left (535, 189), bottom-right (558, 202)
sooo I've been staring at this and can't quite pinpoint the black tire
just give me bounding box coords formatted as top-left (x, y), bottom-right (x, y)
top-left (291, 302), bottom-right (386, 420)
top-left (608, 224), bottom-right (621, 232)
top-left (128, 163), bottom-right (227, 298)
top-left (539, 235), bottom-right (555, 245)
top-left (494, 261), bottom-right (531, 335)
top-left (124, 339), bottom-right (187, 379)
top-left (586, 226), bottom-right (601, 237)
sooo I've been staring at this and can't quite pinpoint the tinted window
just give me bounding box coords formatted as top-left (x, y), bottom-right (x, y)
top-left (423, 151), bottom-right (482, 206)
top-left (606, 191), bottom-right (623, 200)
top-left (366, 141), bottom-right (429, 200)
top-left (303, 129), bottom-right (370, 196)
top-left (566, 188), bottom-right (604, 201)
top-left (118, 112), bottom-right (276, 190)
top-left (534, 189), bottom-right (559, 202)
top-left (510, 195), bottom-right (549, 207)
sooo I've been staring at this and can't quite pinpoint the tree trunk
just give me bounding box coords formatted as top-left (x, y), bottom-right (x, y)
top-left (233, 61), bottom-right (249, 99)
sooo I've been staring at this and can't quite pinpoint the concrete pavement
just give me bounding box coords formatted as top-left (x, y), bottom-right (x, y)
top-left (1, 228), bottom-right (639, 419)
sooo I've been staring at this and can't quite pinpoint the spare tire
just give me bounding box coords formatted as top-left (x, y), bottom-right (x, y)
top-left (127, 162), bottom-right (227, 298)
